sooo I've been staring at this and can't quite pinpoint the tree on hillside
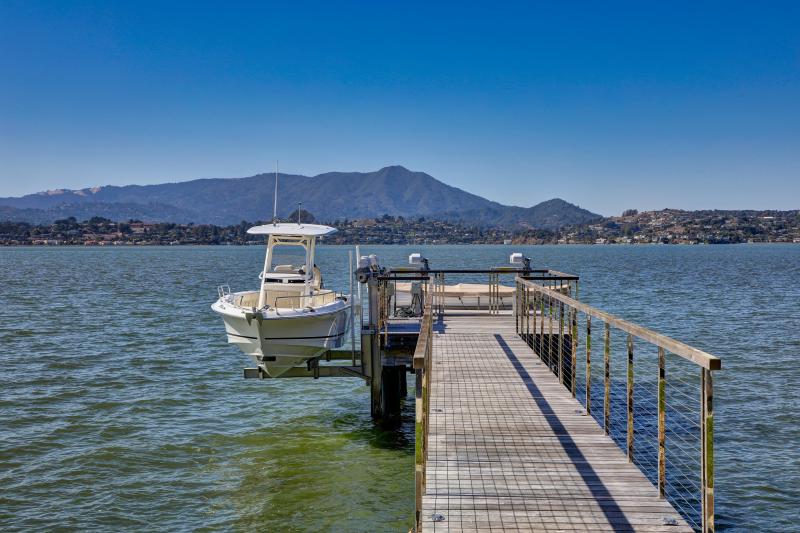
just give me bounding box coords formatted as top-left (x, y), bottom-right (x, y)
top-left (286, 209), bottom-right (316, 223)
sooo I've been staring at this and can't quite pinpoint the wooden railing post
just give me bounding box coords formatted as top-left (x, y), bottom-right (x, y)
top-left (548, 294), bottom-right (554, 371)
top-left (627, 334), bottom-right (634, 462)
top-left (515, 280), bottom-right (520, 334)
top-left (586, 316), bottom-right (592, 415)
top-left (558, 301), bottom-right (565, 386)
top-left (439, 272), bottom-right (445, 315)
top-left (526, 286), bottom-right (531, 339)
top-left (658, 346), bottom-right (666, 498)
top-left (701, 368), bottom-right (715, 533)
top-left (604, 322), bottom-right (611, 435)
top-left (571, 307), bottom-right (577, 397)
top-left (532, 288), bottom-right (537, 350)
top-left (539, 291), bottom-right (545, 361)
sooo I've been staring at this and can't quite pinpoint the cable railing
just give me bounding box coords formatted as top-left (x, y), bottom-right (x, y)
top-left (515, 278), bottom-right (720, 532)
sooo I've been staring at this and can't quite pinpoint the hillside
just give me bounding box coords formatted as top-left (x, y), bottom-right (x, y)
top-left (0, 166), bottom-right (601, 229)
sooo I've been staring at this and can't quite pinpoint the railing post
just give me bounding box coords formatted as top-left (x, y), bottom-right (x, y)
top-left (532, 288), bottom-right (537, 350)
top-left (604, 322), bottom-right (610, 435)
top-left (490, 272), bottom-right (497, 315)
top-left (558, 301), bottom-right (565, 386)
top-left (548, 294), bottom-right (554, 371)
top-left (521, 282), bottom-right (526, 334)
top-left (539, 291), bottom-right (545, 361)
top-left (658, 346), bottom-right (666, 499)
top-left (627, 333), bottom-right (634, 462)
top-left (571, 307), bottom-right (577, 397)
top-left (586, 315), bottom-right (592, 415)
top-left (701, 368), bottom-right (715, 533)
top-left (439, 272), bottom-right (445, 315)
top-left (489, 273), bottom-right (493, 315)
top-left (526, 286), bottom-right (531, 339)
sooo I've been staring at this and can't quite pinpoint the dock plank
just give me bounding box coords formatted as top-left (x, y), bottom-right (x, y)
top-left (421, 314), bottom-right (692, 532)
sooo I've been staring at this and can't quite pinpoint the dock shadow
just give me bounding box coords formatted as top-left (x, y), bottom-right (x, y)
top-left (494, 334), bottom-right (634, 532)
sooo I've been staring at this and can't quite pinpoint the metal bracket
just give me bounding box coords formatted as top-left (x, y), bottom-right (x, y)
top-left (306, 357), bottom-right (320, 379)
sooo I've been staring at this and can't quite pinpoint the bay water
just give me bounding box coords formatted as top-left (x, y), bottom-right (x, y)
top-left (1, 244), bottom-right (798, 531)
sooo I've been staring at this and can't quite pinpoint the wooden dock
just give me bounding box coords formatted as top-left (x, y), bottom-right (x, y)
top-left (419, 312), bottom-right (692, 532)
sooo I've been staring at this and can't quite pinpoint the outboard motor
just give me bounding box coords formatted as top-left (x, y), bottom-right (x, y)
top-left (510, 252), bottom-right (531, 273)
top-left (356, 254), bottom-right (382, 283)
top-left (408, 252), bottom-right (430, 271)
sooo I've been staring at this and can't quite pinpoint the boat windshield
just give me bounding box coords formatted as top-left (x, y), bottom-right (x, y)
top-left (269, 245), bottom-right (307, 274)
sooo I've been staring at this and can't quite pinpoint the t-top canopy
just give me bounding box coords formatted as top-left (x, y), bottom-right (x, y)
top-left (246, 223), bottom-right (338, 237)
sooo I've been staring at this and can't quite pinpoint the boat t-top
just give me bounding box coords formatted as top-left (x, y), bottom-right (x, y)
top-left (212, 221), bottom-right (351, 377)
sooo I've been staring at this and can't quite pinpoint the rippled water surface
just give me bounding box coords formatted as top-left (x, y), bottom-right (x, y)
top-left (1, 244), bottom-right (798, 531)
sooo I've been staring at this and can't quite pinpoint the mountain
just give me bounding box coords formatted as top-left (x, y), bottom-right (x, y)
top-left (0, 166), bottom-right (601, 229)
top-left (441, 198), bottom-right (602, 229)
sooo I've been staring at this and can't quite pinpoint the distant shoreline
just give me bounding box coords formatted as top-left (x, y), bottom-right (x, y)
top-left (3, 209), bottom-right (798, 246)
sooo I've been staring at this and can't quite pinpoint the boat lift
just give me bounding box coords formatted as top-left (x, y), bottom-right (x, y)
top-left (243, 251), bottom-right (580, 421)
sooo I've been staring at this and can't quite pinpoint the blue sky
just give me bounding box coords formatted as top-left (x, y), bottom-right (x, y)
top-left (1, 1), bottom-right (798, 215)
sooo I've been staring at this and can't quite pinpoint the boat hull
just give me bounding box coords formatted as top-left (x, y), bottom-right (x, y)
top-left (211, 298), bottom-right (350, 377)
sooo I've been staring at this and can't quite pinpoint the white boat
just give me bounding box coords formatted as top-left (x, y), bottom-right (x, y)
top-left (212, 223), bottom-right (351, 377)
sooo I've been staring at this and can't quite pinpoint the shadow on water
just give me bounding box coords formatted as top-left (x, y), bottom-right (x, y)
top-left (333, 395), bottom-right (416, 452)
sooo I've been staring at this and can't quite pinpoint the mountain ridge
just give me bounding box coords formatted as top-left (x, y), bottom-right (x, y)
top-left (0, 166), bottom-right (601, 229)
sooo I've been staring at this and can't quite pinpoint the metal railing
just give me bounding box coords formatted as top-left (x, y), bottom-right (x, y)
top-left (413, 294), bottom-right (433, 532)
top-left (217, 284), bottom-right (231, 299)
top-left (515, 278), bottom-right (720, 532)
top-left (381, 268), bottom-right (578, 316)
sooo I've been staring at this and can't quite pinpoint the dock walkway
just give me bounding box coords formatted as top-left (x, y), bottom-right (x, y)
top-left (420, 313), bottom-right (692, 532)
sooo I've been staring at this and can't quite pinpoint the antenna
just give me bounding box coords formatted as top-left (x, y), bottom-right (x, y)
top-left (272, 160), bottom-right (279, 225)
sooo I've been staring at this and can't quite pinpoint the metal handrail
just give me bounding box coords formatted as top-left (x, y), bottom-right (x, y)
top-left (515, 277), bottom-right (719, 532)
top-left (383, 268), bottom-right (579, 316)
top-left (217, 284), bottom-right (231, 299)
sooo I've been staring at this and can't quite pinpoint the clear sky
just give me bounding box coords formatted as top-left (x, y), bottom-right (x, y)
top-left (1, 1), bottom-right (798, 215)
